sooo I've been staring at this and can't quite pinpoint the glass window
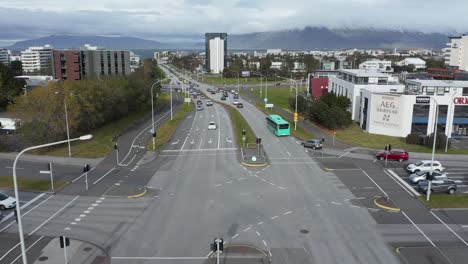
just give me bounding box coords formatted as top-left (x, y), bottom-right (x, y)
top-left (0, 193), bottom-right (8, 200)
top-left (279, 124), bottom-right (289, 129)
top-left (437, 87), bottom-right (445, 95)
top-left (463, 87), bottom-right (468, 96)
top-left (426, 87), bottom-right (434, 95)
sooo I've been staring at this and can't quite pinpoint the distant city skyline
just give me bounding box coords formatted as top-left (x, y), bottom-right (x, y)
top-left (1, 0), bottom-right (468, 46)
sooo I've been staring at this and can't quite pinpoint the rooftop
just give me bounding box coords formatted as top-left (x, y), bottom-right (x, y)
top-left (407, 79), bottom-right (468, 87)
top-left (339, 69), bottom-right (391, 77)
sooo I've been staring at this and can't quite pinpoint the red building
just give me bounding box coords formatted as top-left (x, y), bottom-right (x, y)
top-left (427, 68), bottom-right (460, 80)
top-left (52, 51), bottom-right (81, 81)
top-left (310, 77), bottom-right (329, 100)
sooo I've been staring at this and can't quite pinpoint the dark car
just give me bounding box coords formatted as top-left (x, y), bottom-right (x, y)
top-left (210, 91), bottom-right (216, 94)
top-left (237, 103), bottom-right (243, 108)
top-left (418, 179), bottom-right (457, 194)
top-left (301, 139), bottom-right (323, 150)
top-left (375, 149), bottom-right (409, 162)
top-left (221, 96), bottom-right (226, 100)
top-left (234, 95), bottom-right (239, 99)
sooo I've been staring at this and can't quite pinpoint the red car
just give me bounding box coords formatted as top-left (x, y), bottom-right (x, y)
top-left (192, 95), bottom-right (197, 99)
top-left (196, 100), bottom-right (203, 105)
top-left (375, 149), bottom-right (409, 162)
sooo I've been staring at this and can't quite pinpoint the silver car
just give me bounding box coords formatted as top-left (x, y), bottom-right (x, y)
top-left (301, 139), bottom-right (322, 150)
top-left (409, 170), bottom-right (447, 184)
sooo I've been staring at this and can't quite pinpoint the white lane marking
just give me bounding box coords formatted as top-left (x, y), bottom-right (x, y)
top-left (383, 170), bottom-right (415, 197)
top-left (430, 211), bottom-right (468, 247)
top-left (257, 221), bottom-right (264, 225)
top-left (8, 235), bottom-right (45, 264)
top-left (190, 139), bottom-right (195, 145)
top-left (71, 167), bottom-right (97, 183)
top-left (462, 225), bottom-right (468, 228)
top-left (269, 182), bottom-right (276, 186)
top-left (373, 159), bottom-right (377, 163)
top-left (263, 240), bottom-right (268, 246)
top-left (284, 211), bottom-right (293, 215)
top-left (93, 167), bottom-right (116, 185)
top-left (198, 138), bottom-right (203, 149)
top-left (270, 216), bottom-right (278, 220)
top-left (361, 169), bottom-right (390, 198)
top-left (112, 257), bottom-right (208, 260)
top-left (215, 184), bottom-right (222, 187)
top-left (355, 197), bottom-right (366, 200)
top-left (278, 186), bottom-right (286, 190)
top-left (338, 152), bottom-right (350, 159)
top-left (0, 193), bottom-right (45, 224)
top-left (226, 181), bottom-right (234, 184)
top-left (401, 211), bottom-right (436, 247)
top-left (261, 179), bottom-right (267, 182)
top-left (386, 169), bottom-right (419, 197)
top-left (304, 149), bottom-right (309, 153)
top-left (28, 196), bottom-right (80, 236)
top-left (232, 234), bottom-right (239, 239)
top-left (74, 218), bottom-right (81, 222)
top-left (286, 151), bottom-right (291, 157)
top-left (208, 138), bottom-right (212, 144)
top-left (0, 194), bottom-right (53, 232)
top-left (238, 178), bottom-right (244, 181)
top-left (243, 226), bottom-right (252, 232)
top-left (351, 205), bottom-right (361, 208)
top-left (171, 140), bottom-right (180, 145)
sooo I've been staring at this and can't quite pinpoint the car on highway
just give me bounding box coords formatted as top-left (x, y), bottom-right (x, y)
top-left (409, 170), bottom-right (448, 184)
top-left (407, 160), bottom-right (445, 173)
top-left (192, 95), bottom-right (197, 99)
top-left (301, 139), bottom-right (323, 150)
top-left (221, 96), bottom-right (226, 100)
top-left (200, 95), bottom-right (205, 99)
top-left (206, 100), bottom-right (213, 106)
top-left (0, 192), bottom-right (16, 210)
top-left (417, 179), bottom-right (457, 194)
top-left (233, 100), bottom-right (239, 105)
top-left (375, 149), bottom-right (409, 162)
top-left (196, 105), bottom-right (203, 111)
top-left (234, 94), bottom-right (239, 99)
top-left (237, 103), bottom-right (243, 108)
top-left (208, 122), bottom-right (217, 130)
top-left (196, 100), bottom-right (203, 105)
top-left (210, 91), bottom-right (216, 94)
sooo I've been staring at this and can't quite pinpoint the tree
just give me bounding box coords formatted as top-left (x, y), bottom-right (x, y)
top-left (0, 63), bottom-right (26, 110)
top-left (302, 55), bottom-right (320, 73)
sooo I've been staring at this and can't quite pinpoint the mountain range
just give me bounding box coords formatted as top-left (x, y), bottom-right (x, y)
top-left (4, 27), bottom-right (456, 50)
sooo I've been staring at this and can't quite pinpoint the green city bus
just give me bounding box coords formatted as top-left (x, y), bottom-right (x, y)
top-left (266, 115), bottom-right (290, 136)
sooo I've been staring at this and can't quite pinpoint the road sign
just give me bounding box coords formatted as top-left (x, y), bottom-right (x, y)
top-left (252, 156), bottom-right (257, 162)
top-left (265, 103), bottom-right (274, 109)
top-left (294, 112), bottom-right (298, 117)
top-left (294, 117), bottom-right (298, 122)
top-left (242, 136), bottom-right (246, 142)
top-left (184, 98), bottom-right (191, 103)
top-left (264, 98), bottom-right (268, 102)
top-left (40, 170), bottom-right (51, 174)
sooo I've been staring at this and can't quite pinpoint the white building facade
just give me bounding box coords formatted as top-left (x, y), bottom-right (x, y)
top-left (445, 35), bottom-right (468, 71)
top-left (0, 49), bottom-right (9, 65)
top-left (328, 69), bottom-right (404, 121)
top-left (20, 45), bottom-right (53, 73)
top-left (359, 59), bottom-right (393, 73)
top-left (205, 33), bottom-right (227, 74)
top-left (360, 80), bottom-right (468, 138)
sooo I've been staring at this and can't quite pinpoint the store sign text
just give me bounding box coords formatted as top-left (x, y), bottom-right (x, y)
top-left (453, 97), bottom-right (468, 105)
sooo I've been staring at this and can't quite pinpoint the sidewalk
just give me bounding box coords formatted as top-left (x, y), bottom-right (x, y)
top-left (0, 152), bottom-right (103, 166)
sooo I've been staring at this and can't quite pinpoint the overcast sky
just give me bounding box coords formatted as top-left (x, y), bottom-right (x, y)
top-left (1, 0), bottom-right (467, 46)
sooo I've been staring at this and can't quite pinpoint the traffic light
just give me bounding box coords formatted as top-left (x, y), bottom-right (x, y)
top-left (388, 144), bottom-right (392, 151)
top-left (256, 137), bottom-right (262, 144)
top-left (427, 171), bottom-right (434, 181)
top-left (219, 239), bottom-right (224, 251)
top-left (384, 145), bottom-right (388, 151)
top-left (47, 163), bottom-right (51, 171)
top-left (114, 144), bottom-right (118, 150)
top-left (242, 129), bottom-right (246, 136)
top-left (152, 132), bottom-right (156, 138)
top-left (321, 137), bottom-right (325, 143)
top-left (83, 164), bottom-right (90, 173)
top-left (59, 236), bottom-right (70, 248)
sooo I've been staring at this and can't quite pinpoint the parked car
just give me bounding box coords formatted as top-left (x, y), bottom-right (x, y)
top-left (196, 105), bottom-right (203, 111)
top-left (301, 139), bottom-right (323, 150)
top-left (407, 160), bottom-right (445, 173)
top-left (0, 192), bottom-right (16, 210)
top-left (206, 100), bottom-right (213, 106)
top-left (417, 179), bottom-right (457, 194)
top-left (237, 103), bottom-right (243, 108)
top-left (196, 100), bottom-right (203, 105)
top-left (409, 170), bottom-right (448, 184)
top-left (208, 122), bottom-right (217, 130)
top-left (375, 149), bottom-right (409, 162)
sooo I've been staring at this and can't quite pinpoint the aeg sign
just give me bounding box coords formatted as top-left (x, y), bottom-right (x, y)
top-left (453, 97), bottom-right (468, 105)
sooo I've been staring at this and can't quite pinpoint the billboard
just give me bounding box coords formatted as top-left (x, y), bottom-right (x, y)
top-left (371, 94), bottom-right (402, 131)
top-left (241, 71), bottom-right (250, 77)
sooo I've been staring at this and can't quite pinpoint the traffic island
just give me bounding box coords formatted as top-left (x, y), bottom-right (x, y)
top-left (208, 244), bottom-right (270, 264)
top-left (373, 196), bottom-right (400, 212)
top-left (240, 145), bottom-right (269, 167)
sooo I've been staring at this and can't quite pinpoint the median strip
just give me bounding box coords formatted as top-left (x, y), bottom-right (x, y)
top-left (386, 169), bottom-right (421, 197)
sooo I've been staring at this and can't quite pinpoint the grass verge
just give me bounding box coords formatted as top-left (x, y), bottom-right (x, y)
top-left (147, 102), bottom-right (194, 151)
top-left (418, 194), bottom-right (468, 208)
top-left (40, 93), bottom-right (171, 158)
top-left (222, 105), bottom-right (256, 147)
top-left (336, 123), bottom-right (468, 154)
top-left (0, 176), bottom-right (66, 191)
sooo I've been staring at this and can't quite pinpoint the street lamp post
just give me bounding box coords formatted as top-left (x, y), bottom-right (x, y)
top-left (252, 71), bottom-right (267, 103)
top-left (277, 75), bottom-right (298, 130)
top-left (55, 92), bottom-right (72, 157)
top-left (427, 97), bottom-right (440, 202)
top-left (445, 91), bottom-right (458, 152)
top-left (12, 134), bottom-right (93, 264)
top-left (150, 78), bottom-right (170, 150)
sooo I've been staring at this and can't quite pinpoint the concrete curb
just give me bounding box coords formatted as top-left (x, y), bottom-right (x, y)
top-left (240, 161), bottom-right (269, 167)
top-left (127, 187), bottom-right (148, 198)
top-left (373, 197), bottom-right (401, 212)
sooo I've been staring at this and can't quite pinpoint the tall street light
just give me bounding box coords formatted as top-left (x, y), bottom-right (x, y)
top-left (427, 97), bottom-right (440, 202)
top-left (445, 91), bottom-right (458, 152)
top-left (55, 92), bottom-right (72, 157)
top-left (151, 78), bottom-right (171, 150)
top-left (251, 71), bottom-right (267, 103)
top-left (12, 134), bottom-right (93, 264)
top-left (278, 75), bottom-right (298, 130)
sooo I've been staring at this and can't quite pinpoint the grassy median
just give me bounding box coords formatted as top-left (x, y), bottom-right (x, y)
top-left (0, 176), bottom-right (66, 191)
top-left (222, 105), bottom-right (256, 147)
top-left (148, 102), bottom-right (194, 151)
top-left (41, 93), bottom-right (171, 158)
top-left (418, 194), bottom-right (468, 208)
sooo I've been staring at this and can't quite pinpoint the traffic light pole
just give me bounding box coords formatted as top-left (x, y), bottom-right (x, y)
top-left (62, 236), bottom-right (68, 264)
top-left (49, 162), bottom-right (54, 190)
top-left (85, 172), bottom-right (88, 191)
top-left (217, 239), bottom-right (220, 264)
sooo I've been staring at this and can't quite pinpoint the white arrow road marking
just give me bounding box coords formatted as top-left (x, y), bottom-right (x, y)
top-left (191, 139), bottom-right (195, 144)
top-left (226, 138), bottom-right (232, 143)
top-left (208, 138), bottom-right (212, 144)
top-left (171, 140), bottom-right (180, 145)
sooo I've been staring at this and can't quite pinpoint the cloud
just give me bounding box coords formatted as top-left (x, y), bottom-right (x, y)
top-left (0, 0), bottom-right (467, 46)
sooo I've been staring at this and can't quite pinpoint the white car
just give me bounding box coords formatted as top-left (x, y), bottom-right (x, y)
top-left (233, 100), bottom-right (239, 105)
top-left (0, 192), bottom-right (16, 210)
top-left (406, 160), bottom-right (445, 173)
top-left (409, 171), bottom-right (448, 184)
top-left (206, 100), bottom-right (213, 106)
top-left (208, 122), bottom-right (217, 130)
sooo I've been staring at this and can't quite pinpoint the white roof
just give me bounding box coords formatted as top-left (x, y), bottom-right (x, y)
top-left (407, 80), bottom-right (468, 87)
top-left (400, 58), bottom-right (426, 64)
top-left (339, 69), bottom-right (391, 77)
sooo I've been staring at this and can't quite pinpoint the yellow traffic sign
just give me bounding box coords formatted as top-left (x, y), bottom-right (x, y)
top-left (294, 117), bottom-right (298, 122)
top-left (294, 112), bottom-right (298, 117)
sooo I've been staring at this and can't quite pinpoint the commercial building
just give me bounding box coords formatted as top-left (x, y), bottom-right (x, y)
top-left (360, 80), bottom-right (468, 138)
top-left (0, 49), bottom-right (9, 65)
top-left (270, 61), bottom-right (282, 70)
top-left (52, 48), bottom-right (130, 81)
top-left (329, 69), bottom-right (404, 121)
top-left (396, 58), bottom-right (426, 69)
top-left (359, 59), bottom-right (393, 72)
top-left (129, 51), bottom-right (141, 72)
top-left (205, 33), bottom-right (227, 74)
top-left (154, 52), bottom-right (161, 61)
top-left (20, 45), bottom-right (53, 73)
top-left (445, 35), bottom-right (468, 71)
top-left (266, 49), bottom-right (283, 55)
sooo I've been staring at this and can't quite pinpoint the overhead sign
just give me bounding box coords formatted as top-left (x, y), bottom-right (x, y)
top-left (241, 71), bottom-right (250, 77)
top-left (453, 97), bottom-right (468, 105)
top-left (416, 96), bottom-right (431, 104)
